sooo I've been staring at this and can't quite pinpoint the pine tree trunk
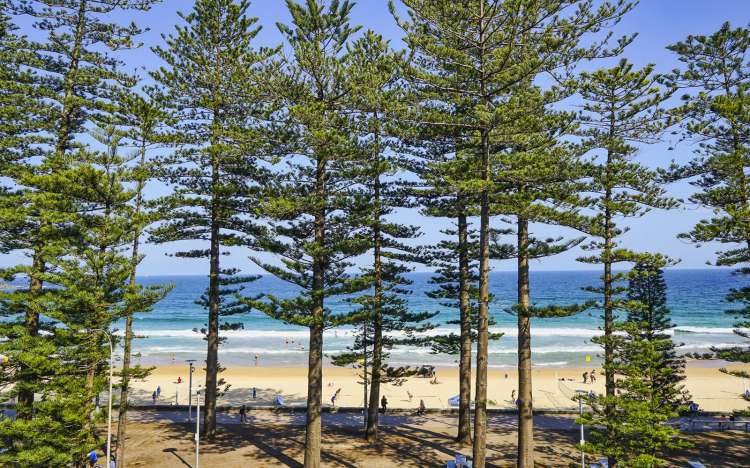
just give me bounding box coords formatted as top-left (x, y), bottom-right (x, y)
top-left (472, 128), bottom-right (491, 467)
top-left (17, 250), bottom-right (43, 420)
top-left (304, 154), bottom-right (326, 468)
top-left (604, 141), bottom-right (616, 468)
top-left (472, 4), bottom-right (491, 464)
top-left (362, 323), bottom-right (368, 429)
top-left (115, 313), bottom-right (133, 462)
top-left (116, 169), bottom-right (144, 464)
top-left (204, 149), bottom-right (221, 440)
top-left (56, 0), bottom-right (87, 157)
top-left (366, 170), bottom-right (383, 442)
top-left (457, 208), bottom-right (472, 446)
top-left (517, 217), bottom-right (534, 467)
top-left (603, 231), bottom-right (614, 468)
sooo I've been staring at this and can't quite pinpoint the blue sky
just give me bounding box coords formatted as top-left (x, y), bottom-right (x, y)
top-left (8, 1), bottom-right (750, 275)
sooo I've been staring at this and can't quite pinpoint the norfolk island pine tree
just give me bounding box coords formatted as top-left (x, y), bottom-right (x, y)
top-left (242, 2), bottom-right (371, 466)
top-left (149, 0), bottom-right (278, 439)
top-left (575, 60), bottom-right (678, 466)
top-left (664, 23), bottom-right (750, 407)
top-left (391, 1), bottom-right (634, 464)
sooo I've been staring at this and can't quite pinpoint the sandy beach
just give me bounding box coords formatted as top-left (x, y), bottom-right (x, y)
top-left (126, 361), bottom-right (750, 412)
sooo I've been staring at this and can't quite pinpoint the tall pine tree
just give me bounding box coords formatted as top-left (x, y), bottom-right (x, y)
top-left (150, 0), bottom-right (276, 439)
top-left (576, 60), bottom-right (677, 465)
top-left (0, 0), bottom-right (157, 423)
top-left (392, 1), bottom-right (632, 464)
top-left (114, 92), bottom-right (172, 465)
top-left (665, 23), bottom-right (750, 395)
top-left (246, 2), bottom-right (368, 466)
top-left (488, 85), bottom-right (592, 462)
top-left (581, 256), bottom-right (689, 466)
top-left (345, 30), bottom-right (436, 442)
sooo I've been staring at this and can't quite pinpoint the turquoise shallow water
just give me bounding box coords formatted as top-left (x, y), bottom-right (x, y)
top-left (124, 269), bottom-right (747, 368)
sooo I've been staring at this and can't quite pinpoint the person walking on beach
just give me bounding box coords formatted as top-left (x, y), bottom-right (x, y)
top-left (582, 371), bottom-right (588, 384)
top-left (331, 392), bottom-right (337, 407)
top-left (381, 395), bottom-right (388, 413)
top-left (156, 385), bottom-right (161, 398)
top-left (417, 399), bottom-right (426, 416)
top-left (590, 369), bottom-right (597, 383)
top-left (511, 389), bottom-right (516, 402)
top-left (239, 404), bottom-right (247, 423)
top-left (151, 390), bottom-right (157, 405)
top-left (252, 387), bottom-right (256, 400)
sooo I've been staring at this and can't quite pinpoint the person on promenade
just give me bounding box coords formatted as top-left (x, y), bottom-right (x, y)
top-left (417, 399), bottom-right (426, 415)
top-left (381, 395), bottom-right (388, 413)
top-left (331, 393), bottom-right (337, 408)
top-left (239, 404), bottom-right (247, 423)
top-left (87, 449), bottom-right (98, 467)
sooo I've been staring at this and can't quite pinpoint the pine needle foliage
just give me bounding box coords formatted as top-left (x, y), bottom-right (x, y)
top-left (575, 60), bottom-right (677, 465)
top-left (391, 1), bottom-right (634, 464)
top-left (664, 23), bottom-right (750, 393)
top-left (245, 2), bottom-right (370, 465)
top-left (149, 0), bottom-right (277, 439)
top-left (329, 29), bottom-right (437, 442)
top-left (581, 257), bottom-right (690, 467)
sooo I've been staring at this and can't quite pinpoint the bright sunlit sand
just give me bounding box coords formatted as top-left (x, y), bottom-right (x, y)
top-left (127, 362), bottom-right (750, 413)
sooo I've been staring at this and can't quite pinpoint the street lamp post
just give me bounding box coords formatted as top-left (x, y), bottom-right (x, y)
top-left (186, 360), bottom-right (195, 421)
top-left (575, 390), bottom-right (586, 468)
top-left (195, 386), bottom-right (202, 468)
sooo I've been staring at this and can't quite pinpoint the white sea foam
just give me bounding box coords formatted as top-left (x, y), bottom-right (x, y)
top-left (127, 325), bottom-right (742, 340)
top-left (135, 340), bottom-right (743, 358)
top-left (673, 326), bottom-right (739, 334)
top-left (534, 361), bottom-right (571, 367)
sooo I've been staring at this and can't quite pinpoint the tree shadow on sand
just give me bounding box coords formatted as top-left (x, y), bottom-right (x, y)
top-left (119, 412), bottom-right (750, 468)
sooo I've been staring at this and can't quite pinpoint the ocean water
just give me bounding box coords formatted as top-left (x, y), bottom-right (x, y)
top-left (124, 269), bottom-right (747, 368)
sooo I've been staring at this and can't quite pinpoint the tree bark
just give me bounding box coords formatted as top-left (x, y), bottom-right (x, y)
top-left (203, 143), bottom-right (221, 439)
top-left (457, 207), bottom-right (472, 446)
top-left (55, 0), bottom-right (87, 157)
top-left (517, 217), bottom-right (534, 467)
top-left (116, 142), bottom-right (147, 464)
top-left (472, 127), bottom-right (491, 467)
top-left (366, 169), bottom-right (383, 442)
top-left (472, 3), bottom-right (491, 464)
top-left (304, 152), bottom-right (326, 468)
top-left (604, 130), bottom-right (616, 467)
